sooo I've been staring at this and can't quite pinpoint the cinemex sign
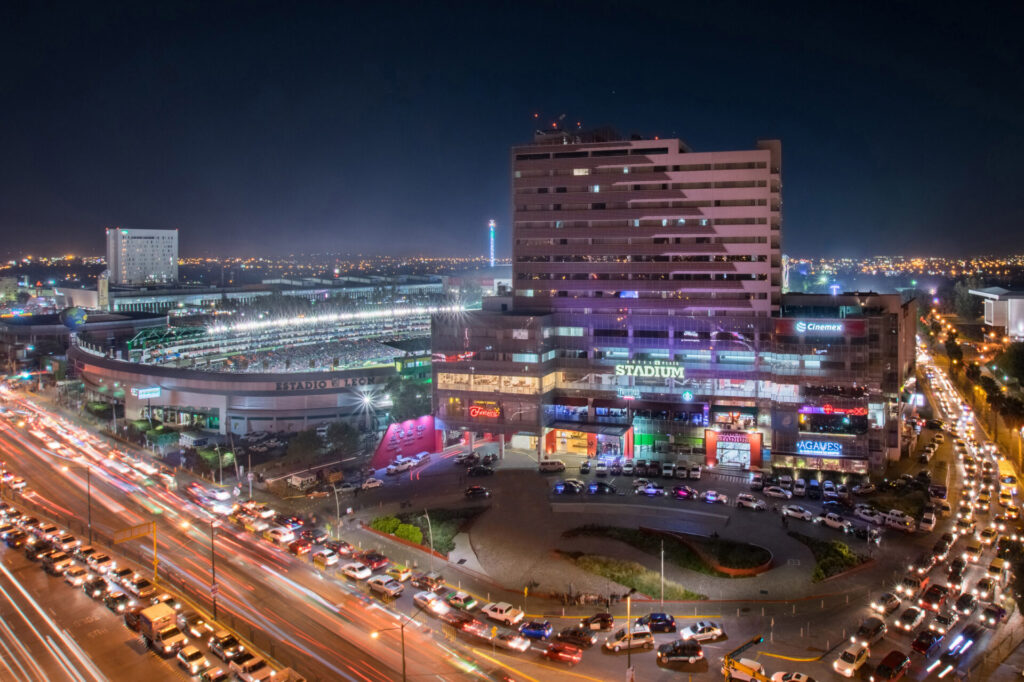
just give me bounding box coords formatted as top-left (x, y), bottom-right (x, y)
top-left (613, 360), bottom-right (685, 379)
top-left (776, 319), bottom-right (865, 336)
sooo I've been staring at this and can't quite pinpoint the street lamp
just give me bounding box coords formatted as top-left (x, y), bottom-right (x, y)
top-left (61, 463), bottom-right (92, 544)
top-left (370, 604), bottom-right (426, 682)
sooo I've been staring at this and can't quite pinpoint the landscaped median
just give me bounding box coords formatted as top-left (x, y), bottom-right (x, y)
top-left (367, 507), bottom-right (486, 556)
top-left (787, 531), bottom-right (870, 582)
top-left (555, 551), bottom-right (707, 600)
top-left (563, 524), bottom-right (773, 577)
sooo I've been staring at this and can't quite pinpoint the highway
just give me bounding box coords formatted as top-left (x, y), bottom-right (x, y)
top-left (0, 391), bottom-right (484, 682)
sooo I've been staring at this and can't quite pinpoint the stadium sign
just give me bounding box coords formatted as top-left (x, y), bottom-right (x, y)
top-left (796, 440), bottom-right (842, 456)
top-left (274, 376), bottom-right (378, 391)
top-left (613, 360), bottom-right (684, 379)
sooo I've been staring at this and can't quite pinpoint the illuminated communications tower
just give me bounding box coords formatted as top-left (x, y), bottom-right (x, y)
top-left (488, 219), bottom-right (496, 267)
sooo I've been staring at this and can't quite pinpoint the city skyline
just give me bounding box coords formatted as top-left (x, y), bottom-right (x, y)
top-left (3, 2), bottom-right (1024, 258)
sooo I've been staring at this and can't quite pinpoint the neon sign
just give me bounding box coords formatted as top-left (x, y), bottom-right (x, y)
top-left (794, 321), bottom-right (843, 334)
top-left (796, 440), bottom-right (842, 455)
top-left (799, 404), bottom-right (868, 417)
top-left (131, 386), bottom-right (161, 399)
top-left (614, 361), bottom-right (685, 379)
top-left (468, 403), bottom-right (500, 418)
top-left (681, 390), bottom-right (694, 402)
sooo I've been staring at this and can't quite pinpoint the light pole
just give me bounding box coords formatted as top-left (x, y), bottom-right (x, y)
top-left (61, 464), bottom-right (92, 544)
top-left (371, 604), bottom-right (426, 682)
top-left (423, 509), bottom-right (435, 573)
top-left (626, 591), bottom-right (633, 671)
top-left (660, 539), bottom-right (664, 607)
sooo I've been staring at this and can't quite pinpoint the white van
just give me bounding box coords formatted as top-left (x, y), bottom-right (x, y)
top-left (603, 625), bottom-right (654, 652)
top-left (538, 459), bottom-right (566, 473)
top-left (779, 475), bottom-right (793, 491)
top-left (793, 478), bottom-right (807, 497)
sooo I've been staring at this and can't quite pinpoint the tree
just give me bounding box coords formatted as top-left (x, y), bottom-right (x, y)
top-left (997, 342), bottom-right (1024, 384)
top-left (385, 376), bottom-right (431, 422)
top-left (944, 338), bottom-right (963, 376)
top-left (15, 290), bottom-right (31, 304)
top-left (953, 277), bottom-right (983, 321)
top-left (287, 429), bottom-right (322, 460)
top-left (325, 421), bottom-right (360, 455)
top-left (965, 363), bottom-right (981, 383)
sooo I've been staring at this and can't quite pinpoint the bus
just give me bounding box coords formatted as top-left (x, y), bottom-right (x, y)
top-left (998, 459), bottom-right (1018, 496)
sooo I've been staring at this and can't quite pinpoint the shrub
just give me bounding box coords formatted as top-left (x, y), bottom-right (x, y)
top-left (394, 523), bottom-right (423, 545)
top-left (788, 531), bottom-right (867, 582)
top-left (370, 516), bottom-right (401, 535)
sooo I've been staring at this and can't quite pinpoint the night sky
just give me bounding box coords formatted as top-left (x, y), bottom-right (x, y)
top-left (2, 1), bottom-right (1022, 258)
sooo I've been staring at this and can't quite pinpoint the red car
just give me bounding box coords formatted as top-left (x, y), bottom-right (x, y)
top-left (873, 650), bottom-right (910, 680)
top-left (918, 584), bottom-right (949, 612)
top-left (288, 539), bottom-right (312, 556)
top-left (356, 552), bottom-right (389, 570)
top-left (541, 642), bottom-right (582, 665)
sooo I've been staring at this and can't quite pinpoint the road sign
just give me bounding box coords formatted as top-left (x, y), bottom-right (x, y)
top-left (114, 522), bottom-right (155, 544)
top-left (211, 583), bottom-right (219, 597)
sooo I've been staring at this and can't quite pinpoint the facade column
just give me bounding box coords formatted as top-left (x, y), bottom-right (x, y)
top-left (498, 435), bottom-right (505, 460)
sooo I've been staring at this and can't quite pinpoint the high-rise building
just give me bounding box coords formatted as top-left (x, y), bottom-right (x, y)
top-left (431, 129), bottom-right (914, 476)
top-left (105, 228), bottom-right (178, 286)
top-left (511, 130), bottom-right (781, 316)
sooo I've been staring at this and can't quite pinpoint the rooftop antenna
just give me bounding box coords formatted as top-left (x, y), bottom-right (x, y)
top-left (488, 220), bottom-right (496, 268)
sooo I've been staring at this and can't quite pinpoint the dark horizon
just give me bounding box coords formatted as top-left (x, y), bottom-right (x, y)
top-left (2, 1), bottom-right (1023, 259)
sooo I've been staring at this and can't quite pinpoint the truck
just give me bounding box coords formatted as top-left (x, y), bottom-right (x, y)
top-left (138, 603), bottom-right (188, 656)
top-left (287, 473), bottom-right (317, 491)
top-left (482, 601), bottom-right (524, 626)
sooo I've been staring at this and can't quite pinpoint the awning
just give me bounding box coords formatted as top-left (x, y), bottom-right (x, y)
top-left (549, 421), bottom-right (631, 437)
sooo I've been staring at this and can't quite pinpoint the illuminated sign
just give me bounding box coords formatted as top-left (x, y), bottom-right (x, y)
top-left (799, 404), bottom-right (868, 417)
top-left (717, 431), bottom-right (754, 443)
top-left (796, 440), bottom-right (843, 456)
top-left (794, 321), bottom-right (843, 334)
top-left (469, 402), bottom-right (501, 418)
top-left (131, 386), bottom-right (161, 399)
top-left (614, 361), bottom-right (685, 379)
top-left (681, 390), bottom-right (694, 402)
top-left (617, 387), bottom-right (641, 400)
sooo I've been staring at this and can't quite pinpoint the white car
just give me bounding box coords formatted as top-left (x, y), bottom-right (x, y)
top-left (679, 620), bottom-right (724, 641)
top-left (594, 462), bottom-right (609, 476)
top-left (386, 459), bottom-right (412, 475)
top-left (64, 565), bottom-right (88, 586)
top-left (855, 508), bottom-right (883, 524)
top-left (493, 633), bottom-right (530, 652)
top-left (736, 494), bottom-right (767, 510)
top-left (263, 527), bottom-right (294, 545)
top-left (361, 478), bottom-right (383, 490)
top-left (819, 512), bottom-right (852, 532)
top-left (781, 505), bottom-right (813, 521)
top-left (481, 601), bottom-right (525, 625)
top-left (413, 591), bottom-right (450, 615)
top-left (764, 486), bottom-right (792, 499)
top-left (230, 654), bottom-right (275, 682)
top-left (832, 643), bottom-right (869, 677)
top-left (341, 562), bottom-right (372, 580)
top-left (771, 674), bottom-right (815, 682)
top-left (621, 461), bottom-right (635, 475)
top-left (367, 575), bottom-right (404, 598)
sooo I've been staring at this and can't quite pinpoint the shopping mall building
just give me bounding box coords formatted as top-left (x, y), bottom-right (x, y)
top-left (431, 130), bottom-right (916, 474)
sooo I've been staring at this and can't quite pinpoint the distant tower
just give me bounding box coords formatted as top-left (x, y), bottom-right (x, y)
top-left (488, 219), bottom-right (496, 268)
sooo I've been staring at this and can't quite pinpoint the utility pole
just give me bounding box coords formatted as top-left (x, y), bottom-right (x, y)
top-left (660, 539), bottom-right (664, 607)
top-left (423, 509), bottom-right (435, 573)
top-left (210, 520), bottom-right (218, 620)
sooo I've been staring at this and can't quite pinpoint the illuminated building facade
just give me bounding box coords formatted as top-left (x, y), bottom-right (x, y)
top-left (432, 131), bottom-right (915, 474)
top-left (105, 228), bottom-right (179, 286)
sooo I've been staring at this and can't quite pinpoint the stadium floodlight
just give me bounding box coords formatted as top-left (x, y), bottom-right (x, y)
top-left (206, 304), bottom-right (465, 335)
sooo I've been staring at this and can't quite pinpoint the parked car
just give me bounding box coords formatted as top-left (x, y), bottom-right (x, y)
top-left (781, 505), bottom-right (813, 521)
top-left (679, 620), bottom-right (724, 641)
top-left (465, 485), bottom-right (491, 498)
top-left (736, 493), bottom-right (767, 510)
top-left (764, 486), bottom-right (792, 499)
top-left (634, 612), bottom-right (676, 633)
top-left (656, 639), bottom-right (703, 664)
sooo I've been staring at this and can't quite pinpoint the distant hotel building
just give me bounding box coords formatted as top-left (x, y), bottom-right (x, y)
top-left (106, 228), bottom-right (179, 285)
top-left (432, 129), bottom-right (916, 475)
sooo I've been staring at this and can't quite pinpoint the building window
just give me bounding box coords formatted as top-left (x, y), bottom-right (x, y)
top-left (573, 168), bottom-right (590, 176)
top-left (592, 185), bottom-right (600, 192)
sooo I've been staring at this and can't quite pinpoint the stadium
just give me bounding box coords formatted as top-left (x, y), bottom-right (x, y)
top-left (67, 304), bottom-right (454, 436)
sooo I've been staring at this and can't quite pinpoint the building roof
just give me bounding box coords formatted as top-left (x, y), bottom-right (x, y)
top-left (970, 287), bottom-right (1024, 299)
